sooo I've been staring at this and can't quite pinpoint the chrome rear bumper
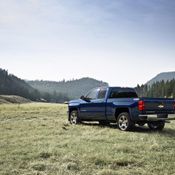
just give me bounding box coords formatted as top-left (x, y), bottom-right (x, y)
top-left (139, 114), bottom-right (175, 121)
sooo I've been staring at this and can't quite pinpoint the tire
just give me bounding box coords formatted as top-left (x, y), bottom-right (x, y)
top-left (117, 112), bottom-right (133, 131)
top-left (69, 110), bottom-right (80, 124)
top-left (147, 121), bottom-right (165, 131)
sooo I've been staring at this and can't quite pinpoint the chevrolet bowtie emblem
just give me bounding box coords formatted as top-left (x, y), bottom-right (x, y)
top-left (158, 104), bottom-right (164, 108)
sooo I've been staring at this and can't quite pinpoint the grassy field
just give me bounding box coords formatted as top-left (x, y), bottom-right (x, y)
top-left (0, 103), bottom-right (175, 175)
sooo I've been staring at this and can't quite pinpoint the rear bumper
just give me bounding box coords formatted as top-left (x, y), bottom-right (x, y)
top-left (139, 114), bottom-right (175, 121)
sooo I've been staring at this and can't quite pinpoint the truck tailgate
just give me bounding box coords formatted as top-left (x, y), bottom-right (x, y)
top-left (141, 98), bottom-right (175, 114)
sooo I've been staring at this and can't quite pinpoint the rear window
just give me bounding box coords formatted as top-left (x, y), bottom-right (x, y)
top-left (109, 91), bottom-right (138, 98)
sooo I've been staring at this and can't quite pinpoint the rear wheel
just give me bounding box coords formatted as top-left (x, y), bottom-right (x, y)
top-left (117, 112), bottom-right (133, 131)
top-left (147, 121), bottom-right (165, 131)
top-left (69, 110), bottom-right (80, 124)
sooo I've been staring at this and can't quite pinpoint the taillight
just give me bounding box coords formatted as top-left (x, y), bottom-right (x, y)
top-left (138, 100), bottom-right (145, 111)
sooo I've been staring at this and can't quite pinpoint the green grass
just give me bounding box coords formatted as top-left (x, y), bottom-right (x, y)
top-left (0, 103), bottom-right (175, 175)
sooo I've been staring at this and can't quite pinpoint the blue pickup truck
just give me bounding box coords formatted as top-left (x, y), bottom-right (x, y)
top-left (68, 87), bottom-right (175, 131)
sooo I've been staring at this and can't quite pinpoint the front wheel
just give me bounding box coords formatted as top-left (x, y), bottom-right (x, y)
top-left (147, 121), bottom-right (165, 131)
top-left (117, 112), bottom-right (133, 131)
top-left (69, 110), bottom-right (80, 124)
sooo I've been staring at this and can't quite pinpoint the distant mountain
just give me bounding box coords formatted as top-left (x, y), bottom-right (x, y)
top-left (146, 71), bottom-right (175, 86)
top-left (28, 78), bottom-right (108, 99)
top-left (0, 68), bottom-right (39, 100)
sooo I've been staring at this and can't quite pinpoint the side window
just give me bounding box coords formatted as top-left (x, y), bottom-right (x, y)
top-left (109, 90), bottom-right (138, 98)
top-left (86, 89), bottom-right (98, 100)
top-left (97, 89), bottom-right (107, 99)
top-left (109, 91), bottom-right (118, 98)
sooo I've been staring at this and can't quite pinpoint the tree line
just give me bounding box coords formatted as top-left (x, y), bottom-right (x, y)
top-left (0, 68), bottom-right (69, 103)
top-left (1, 68), bottom-right (175, 101)
top-left (136, 79), bottom-right (175, 98)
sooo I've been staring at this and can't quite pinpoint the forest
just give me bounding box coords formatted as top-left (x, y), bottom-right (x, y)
top-left (136, 80), bottom-right (175, 98)
top-left (0, 68), bottom-right (69, 102)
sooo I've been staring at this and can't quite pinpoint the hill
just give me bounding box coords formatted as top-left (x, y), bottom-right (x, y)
top-left (0, 95), bottom-right (31, 104)
top-left (0, 68), bottom-right (40, 100)
top-left (28, 78), bottom-right (108, 99)
top-left (0, 68), bottom-right (69, 103)
top-left (146, 71), bottom-right (175, 86)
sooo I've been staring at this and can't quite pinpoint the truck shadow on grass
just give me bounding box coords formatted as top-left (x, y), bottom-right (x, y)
top-left (133, 126), bottom-right (175, 138)
top-left (80, 122), bottom-right (175, 138)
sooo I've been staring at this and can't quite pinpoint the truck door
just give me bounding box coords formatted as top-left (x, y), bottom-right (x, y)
top-left (80, 88), bottom-right (107, 120)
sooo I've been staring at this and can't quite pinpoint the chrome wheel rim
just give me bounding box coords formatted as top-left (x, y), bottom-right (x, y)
top-left (118, 115), bottom-right (128, 130)
top-left (70, 112), bottom-right (77, 124)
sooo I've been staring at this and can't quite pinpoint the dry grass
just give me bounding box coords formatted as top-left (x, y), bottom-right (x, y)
top-left (0, 103), bottom-right (175, 175)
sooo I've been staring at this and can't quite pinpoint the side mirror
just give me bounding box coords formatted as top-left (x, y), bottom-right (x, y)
top-left (80, 96), bottom-right (90, 102)
top-left (80, 95), bottom-right (85, 100)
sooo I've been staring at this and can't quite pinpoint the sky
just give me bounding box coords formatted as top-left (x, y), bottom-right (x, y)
top-left (0, 0), bottom-right (175, 87)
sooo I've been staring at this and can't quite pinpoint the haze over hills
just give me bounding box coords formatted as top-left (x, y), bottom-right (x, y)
top-left (0, 67), bottom-right (174, 101)
top-left (0, 68), bottom-right (108, 101)
top-left (28, 78), bottom-right (108, 99)
top-left (146, 71), bottom-right (175, 86)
